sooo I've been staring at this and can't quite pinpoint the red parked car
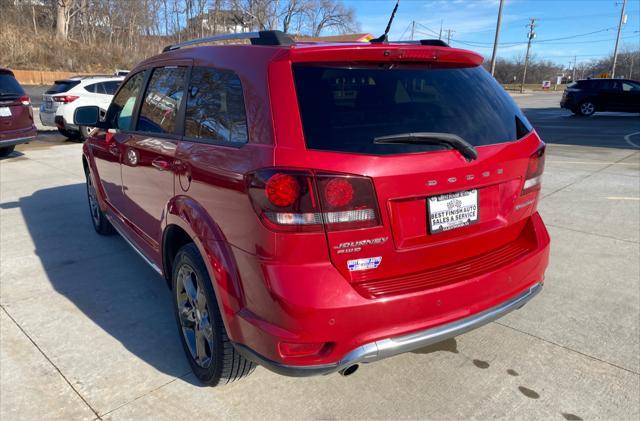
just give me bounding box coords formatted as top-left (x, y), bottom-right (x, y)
top-left (75, 31), bottom-right (550, 386)
top-left (0, 68), bottom-right (37, 156)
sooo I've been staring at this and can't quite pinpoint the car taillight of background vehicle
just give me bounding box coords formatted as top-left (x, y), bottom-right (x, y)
top-left (53, 95), bottom-right (79, 103)
top-left (247, 169), bottom-right (380, 232)
top-left (521, 144), bottom-right (546, 196)
top-left (19, 95), bottom-right (30, 105)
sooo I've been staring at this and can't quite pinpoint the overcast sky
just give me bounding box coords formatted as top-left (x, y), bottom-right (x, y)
top-left (344, 0), bottom-right (640, 65)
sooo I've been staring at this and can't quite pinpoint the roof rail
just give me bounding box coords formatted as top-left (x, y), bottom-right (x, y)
top-left (162, 30), bottom-right (295, 52)
top-left (389, 39), bottom-right (450, 47)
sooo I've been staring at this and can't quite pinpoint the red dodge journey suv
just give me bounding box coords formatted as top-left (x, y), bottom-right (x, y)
top-left (75, 31), bottom-right (550, 386)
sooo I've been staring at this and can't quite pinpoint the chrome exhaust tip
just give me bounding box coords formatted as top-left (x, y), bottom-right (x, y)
top-left (339, 364), bottom-right (359, 377)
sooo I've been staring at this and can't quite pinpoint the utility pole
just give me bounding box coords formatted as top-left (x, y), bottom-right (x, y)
top-left (611, 0), bottom-right (627, 78)
top-left (445, 29), bottom-right (455, 44)
top-left (572, 55), bottom-right (577, 81)
top-left (439, 19), bottom-right (443, 40)
top-left (490, 0), bottom-right (505, 77)
top-left (410, 20), bottom-right (415, 41)
top-left (520, 18), bottom-right (536, 94)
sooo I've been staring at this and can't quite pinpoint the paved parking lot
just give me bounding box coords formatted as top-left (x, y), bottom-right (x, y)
top-left (1, 92), bottom-right (638, 420)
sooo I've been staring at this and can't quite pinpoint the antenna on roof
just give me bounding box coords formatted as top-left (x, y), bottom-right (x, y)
top-left (370, 0), bottom-right (400, 44)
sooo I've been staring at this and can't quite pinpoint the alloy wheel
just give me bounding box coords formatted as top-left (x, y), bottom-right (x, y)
top-left (176, 264), bottom-right (215, 368)
top-left (580, 102), bottom-right (595, 115)
top-left (86, 176), bottom-right (100, 226)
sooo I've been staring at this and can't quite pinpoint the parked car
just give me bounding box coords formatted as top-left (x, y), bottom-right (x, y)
top-left (76, 31), bottom-right (550, 386)
top-left (40, 75), bottom-right (123, 139)
top-left (0, 68), bottom-right (37, 157)
top-left (561, 78), bottom-right (640, 116)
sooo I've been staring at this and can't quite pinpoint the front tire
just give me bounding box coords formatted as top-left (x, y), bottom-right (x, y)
top-left (85, 170), bottom-right (114, 235)
top-left (577, 100), bottom-right (596, 116)
top-left (0, 145), bottom-right (15, 157)
top-left (172, 243), bottom-right (255, 386)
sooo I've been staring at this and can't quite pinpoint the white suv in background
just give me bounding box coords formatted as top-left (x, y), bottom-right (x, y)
top-left (40, 75), bottom-right (123, 139)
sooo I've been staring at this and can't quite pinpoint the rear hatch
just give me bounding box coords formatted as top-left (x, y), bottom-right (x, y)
top-left (0, 71), bottom-right (32, 133)
top-left (42, 79), bottom-right (80, 113)
top-left (290, 57), bottom-right (544, 298)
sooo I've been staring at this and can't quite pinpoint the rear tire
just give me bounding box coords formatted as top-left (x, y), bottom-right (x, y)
top-left (85, 170), bottom-right (115, 235)
top-left (58, 127), bottom-right (81, 139)
top-left (577, 100), bottom-right (596, 116)
top-left (172, 243), bottom-right (255, 386)
top-left (0, 145), bottom-right (15, 157)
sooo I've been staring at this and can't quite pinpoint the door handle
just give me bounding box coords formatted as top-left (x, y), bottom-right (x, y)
top-left (152, 158), bottom-right (171, 171)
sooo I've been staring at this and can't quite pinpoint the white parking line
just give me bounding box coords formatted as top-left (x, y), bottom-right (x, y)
top-left (624, 131), bottom-right (640, 149)
top-left (607, 197), bottom-right (640, 201)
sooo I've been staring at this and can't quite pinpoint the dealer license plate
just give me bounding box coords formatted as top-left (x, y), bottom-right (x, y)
top-left (428, 189), bottom-right (479, 234)
top-left (0, 107), bottom-right (11, 117)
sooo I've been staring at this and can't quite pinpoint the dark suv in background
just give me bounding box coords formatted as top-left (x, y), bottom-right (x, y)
top-left (0, 68), bottom-right (37, 156)
top-left (561, 78), bottom-right (640, 116)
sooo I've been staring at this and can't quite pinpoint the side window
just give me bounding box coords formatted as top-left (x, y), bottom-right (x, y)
top-left (185, 67), bottom-right (248, 144)
top-left (622, 82), bottom-right (640, 92)
top-left (84, 83), bottom-right (98, 93)
top-left (103, 81), bottom-right (121, 95)
top-left (137, 66), bottom-right (187, 134)
top-left (107, 71), bottom-right (146, 131)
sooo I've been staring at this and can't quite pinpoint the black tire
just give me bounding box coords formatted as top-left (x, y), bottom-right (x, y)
top-left (58, 127), bottom-right (81, 139)
top-left (577, 100), bottom-right (596, 116)
top-left (172, 243), bottom-right (255, 386)
top-left (85, 170), bottom-right (115, 235)
top-left (0, 145), bottom-right (15, 157)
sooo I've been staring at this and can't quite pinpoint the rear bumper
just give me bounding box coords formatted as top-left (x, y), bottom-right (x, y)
top-left (235, 282), bottom-right (542, 376)
top-left (0, 126), bottom-right (37, 146)
top-left (39, 107), bottom-right (57, 127)
top-left (228, 212), bottom-right (550, 375)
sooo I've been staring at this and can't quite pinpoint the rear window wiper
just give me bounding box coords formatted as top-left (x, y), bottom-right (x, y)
top-left (374, 132), bottom-right (478, 161)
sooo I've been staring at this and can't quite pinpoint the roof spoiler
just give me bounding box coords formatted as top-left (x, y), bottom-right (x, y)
top-left (162, 30), bottom-right (295, 52)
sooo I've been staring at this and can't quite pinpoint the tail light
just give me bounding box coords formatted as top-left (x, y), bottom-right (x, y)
top-left (521, 144), bottom-right (545, 195)
top-left (247, 169), bottom-right (380, 232)
top-left (53, 95), bottom-right (79, 103)
top-left (19, 95), bottom-right (30, 106)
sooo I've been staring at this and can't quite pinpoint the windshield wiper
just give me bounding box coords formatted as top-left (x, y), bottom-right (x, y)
top-left (374, 132), bottom-right (478, 161)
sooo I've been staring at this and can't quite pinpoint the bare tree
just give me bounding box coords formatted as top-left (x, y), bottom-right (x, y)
top-left (307, 0), bottom-right (357, 36)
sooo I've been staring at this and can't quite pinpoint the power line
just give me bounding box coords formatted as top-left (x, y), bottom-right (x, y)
top-left (428, 26), bottom-right (620, 46)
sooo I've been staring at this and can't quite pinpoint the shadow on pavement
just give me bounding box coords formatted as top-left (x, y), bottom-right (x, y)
top-left (1, 183), bottom-right (199, 386)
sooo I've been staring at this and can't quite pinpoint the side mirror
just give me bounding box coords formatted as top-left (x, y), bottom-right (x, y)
top-left (74, 106), bottom-right (100, 126)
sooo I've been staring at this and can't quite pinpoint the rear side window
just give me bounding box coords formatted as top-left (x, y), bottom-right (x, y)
top-left (84, 83), bottom-right (102, 94)
top-left (45, 80), bottom-right (80, 94)
top-left (0, 73), bottom-right (24, 98)
top-left (137, 66), bottom-right (187, 134)
top-left (107, 71), bottom-right (146, 130)
top-left (184, 67), bottom-right (248, 144)
top-left (293, 64), bottom-right (532, 155)
top-left (103, 81), bottom-right (121, 95)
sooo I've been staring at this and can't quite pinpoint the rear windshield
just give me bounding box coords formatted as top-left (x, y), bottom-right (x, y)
top-left (0, 73), bottom-right (25, 98)
top-left (293, 64), bottom-right (532, 155)
top-left (45, 80), bottom-right (80, 94)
